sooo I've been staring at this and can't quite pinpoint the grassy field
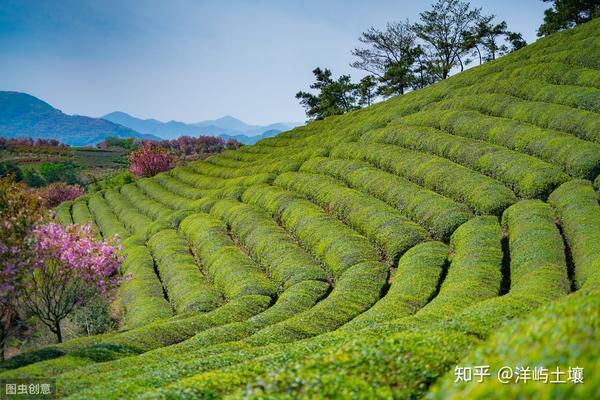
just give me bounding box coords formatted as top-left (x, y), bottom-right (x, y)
top-left (2, 18), bottom-right (600, 399)
top-left (0, 145), bottom-right (129, 184)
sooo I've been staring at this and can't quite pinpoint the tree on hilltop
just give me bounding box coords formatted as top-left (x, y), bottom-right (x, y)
top-left (538, 0), bottom-right (600, 36)
top-left (296, 67), bottom-right (359, 120)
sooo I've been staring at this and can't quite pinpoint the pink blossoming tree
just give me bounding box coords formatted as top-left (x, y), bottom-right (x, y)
top-left (38, 183), bottom-right (85, 208)
top-left (22, 223), bottom-right (124, 342)
top-left (129, 141), bottom-right (173, 177)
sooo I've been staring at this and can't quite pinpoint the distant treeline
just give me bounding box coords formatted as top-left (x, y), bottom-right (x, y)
top-left (96, 135), bottom-right (241, 158)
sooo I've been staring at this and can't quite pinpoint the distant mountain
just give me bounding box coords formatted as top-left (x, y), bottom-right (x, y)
top-left (0, 92), bottom-right (159, 146)
top-left (102, 112), bottom-right (301, 144)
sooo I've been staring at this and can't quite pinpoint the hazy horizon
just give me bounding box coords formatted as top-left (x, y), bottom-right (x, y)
top-left (1, 0), bottom-right (548, 125)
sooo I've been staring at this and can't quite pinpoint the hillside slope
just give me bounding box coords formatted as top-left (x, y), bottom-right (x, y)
top-left (0, 92), bottom-right (159, 146)
top-left (2, 19), bottom-right (600, 399)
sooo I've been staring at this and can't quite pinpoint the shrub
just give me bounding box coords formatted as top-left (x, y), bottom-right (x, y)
top-left (129, 141), bottom-right (172, 177)
top-left (274, 171), bottom-right (429, 264)
top-left (179, 213), bottom-right (277, 299)
top-left (103, 189), bottom-right (153, 237)
top-left (87, 192), bottom-right (128, 239)
top-left (120, 183), bottom-right (173, 221)
top-left (70, 295), bottom-right (115, 336)
top-left (39, 183), bottom-right (84, 208)
top-left (241, 184), bottom-right (381, 278)
top-left (300, 157), bottom-right (472, 240)
top-left (330, 142), bottom-right (517, 215)
top-left (548, 179), bottom-right (600, 288)
top-left (210, 198), bottom-right (328, 288)
top-left (345, 241), bottom-right (448, 329)
top-left (147, 229), bottom-right (223, 313)
top-left (38, 162), bottom-right (80, 185)
top-left (402, 108), bottom-right (600, 179)
top-left (362, 123), bottom-right (570, 198)
top-left (54, 201), bottom-right (73, 225)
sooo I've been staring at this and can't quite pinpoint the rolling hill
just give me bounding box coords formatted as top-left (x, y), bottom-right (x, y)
top-left (102, 112), bottom-right (301, 144)
top-left (2, 18), bottom-right (600, 399)
top-left (0, 92), bottom-right (160, 146)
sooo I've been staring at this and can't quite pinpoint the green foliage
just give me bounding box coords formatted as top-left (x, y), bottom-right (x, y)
top-left (70, 295), bottom-right (115, 336)
top-left (101, 137), bottom-right (137, 150)
top-left (538, 0), bottom-right (600, 36)
top-left (147, 229), bottom-right (223, 313)
top-left (296, 67), bottom-right (360, 120)
top-left (548, 179), bottom-right (600, 288)
top-left (242, 184), bottom-right (381, 278)
top-left (0, 161), bottom-right (22, 181)
top-left (401, 108), bottom-right (600, 179)
top-left (429, 92), bottom-right (600, 143)
top-left (119, 238), bottom-right (172, 330)
top-left (87, 192), bottom-right (128, 239)
top-left (345, 241), bottom-right (448, 329)
top-left (274, 171), bottom-right (429, 264)
top-left (38, 162), bottom-right (80, 185)
top-left (431, 279), bottom-right (600, 399)
top-left (210, 199), bottom-right (328, 288)
top-left (179, 213), bottom-right (277, 299)
top-left (300, 157), bottom-right (472, 240)
top-left (363, 123), bottom-right (570, 198)
top-left (415, 216), bottom-right (503, 321)
top-left (54, 201), bottom-right (73, 225)
top-left (88, 171), bottom-right (135, 193)
top-left (331, 142), bottom-right (517, 215)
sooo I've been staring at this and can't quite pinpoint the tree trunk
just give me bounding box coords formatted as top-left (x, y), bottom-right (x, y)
top-left (54, 320), bottom-right (62, 343)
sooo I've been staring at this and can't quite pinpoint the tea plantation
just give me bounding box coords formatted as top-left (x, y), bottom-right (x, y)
top-left (2, 18), bottom-right (599, 399)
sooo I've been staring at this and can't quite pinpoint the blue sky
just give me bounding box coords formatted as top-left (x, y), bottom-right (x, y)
top-left (0, 0), bottom-right (548, 125)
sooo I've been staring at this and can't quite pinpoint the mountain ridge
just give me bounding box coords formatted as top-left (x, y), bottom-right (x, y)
top-left (0, 91), bottom-right (160, 147)
top-left (102, 111), bottom-right (302, 144)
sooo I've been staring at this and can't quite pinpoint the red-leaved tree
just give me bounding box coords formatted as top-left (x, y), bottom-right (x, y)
top-left (129, 141), bottom-right (173, 177)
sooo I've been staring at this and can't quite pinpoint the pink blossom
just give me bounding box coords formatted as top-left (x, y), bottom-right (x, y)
top-left (129, 141), bottom-right (173, 177)
top-left (31, 223), bottom-right (125, 294)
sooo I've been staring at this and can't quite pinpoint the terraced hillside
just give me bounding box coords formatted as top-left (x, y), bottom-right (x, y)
top-left (2, 19), bottom-right (600, 399)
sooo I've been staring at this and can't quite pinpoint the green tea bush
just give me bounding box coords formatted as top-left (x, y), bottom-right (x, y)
top-left (210, 198), bottom-right (328, 288)
top-left (87, 192), bottom-right (128, 239)
top-left (179, 213), bottom-right (277, 299)
top-left (241, 184), bottom-right (381, 278)
top-left (137, 178), bottom-right (192, 209)
top-left (147, 229), bottom-right (223, 313)
top-left (104, 189), bottom-right (153, 237)
top-left (402, 108), bottom-right (600, 179)
top-left (548, 179), bottom-right (600, 288)
top-left (119, 238), bottom-right (173, 330)
top-left (300, 157), bottom-right (471, 240)
top-left (120, 183), bottom-right (173, 220)
top-left (274, 171), bottom-right (429, 264)
top-left (54, 200), bottom-right (73, 225)
top-left (431, 93), bottom-right (600, 143)
top-left (363, 123), bottom-right (569, 198)
top-left (413, 216), bottom-right (503, 321)
top-left (154, 172), bottom-right (206, 200)
top-left (454, 76), bottom-right (600, 113)
top-left (345, 241), bottom-right (448, 329)
top-left (330, 142), bottom-right (517, 215)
